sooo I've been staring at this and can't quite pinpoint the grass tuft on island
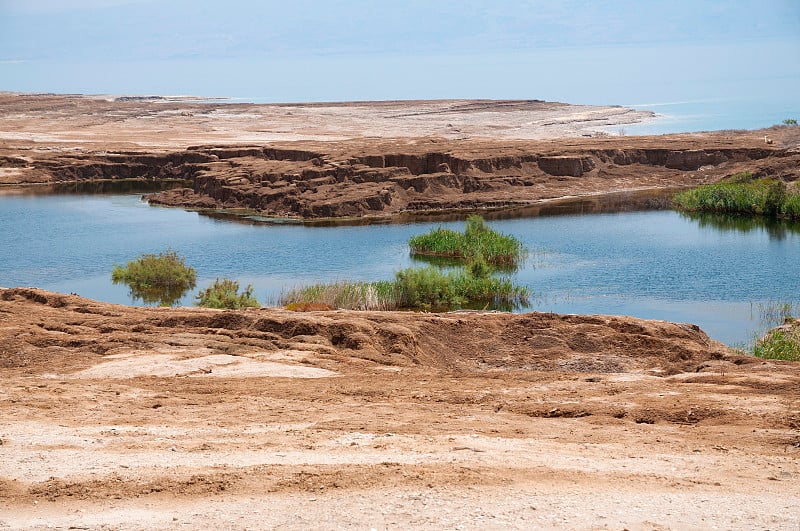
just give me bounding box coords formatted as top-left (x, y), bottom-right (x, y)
top-left (672, 173), bottom-right (800, 220)
top-left (409, 215), bottom-right (527, 268)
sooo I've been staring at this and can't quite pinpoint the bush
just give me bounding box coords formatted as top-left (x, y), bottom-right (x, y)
top-left (394, 266), bottom-right (463, 309)
top-left (111, 250), bottom-right (196, 306)
top-left (196, 278), bottom-right (259, 309)
top-left (394, 265), bottom-right (529, 311)
top-left (783, 118), bottom-right (798, 126)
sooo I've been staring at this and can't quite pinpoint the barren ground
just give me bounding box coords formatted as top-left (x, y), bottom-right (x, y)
top-left (1, 94), bottom-right (799, 529)
top-left (1, 289), bottom-right (799, 530)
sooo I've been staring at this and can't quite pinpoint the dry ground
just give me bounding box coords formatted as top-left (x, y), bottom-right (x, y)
top-left (1, 289), bottom-right (798, 530)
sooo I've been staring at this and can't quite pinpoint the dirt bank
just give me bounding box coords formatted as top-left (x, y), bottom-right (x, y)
top-left (2, 94), bottom-right (799, 220)
top-left (1, 288), bottom-right (799, 529)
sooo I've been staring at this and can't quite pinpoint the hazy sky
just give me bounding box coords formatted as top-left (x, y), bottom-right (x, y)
top-left (1, 0), bottom-right (799, 109)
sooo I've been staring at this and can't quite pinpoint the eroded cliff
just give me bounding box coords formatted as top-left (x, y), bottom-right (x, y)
top-left (4, 136), bottom-right (798, 219)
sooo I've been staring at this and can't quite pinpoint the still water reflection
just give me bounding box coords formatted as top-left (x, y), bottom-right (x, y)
top-left (1, 192), bottom-right (798, 346)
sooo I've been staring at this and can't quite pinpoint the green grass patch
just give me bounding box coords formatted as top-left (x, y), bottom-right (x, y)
top-left (753, 321), bottom-right (800, 361)
top-left (409, 215), bottom-right (527, 268)
top-left (673, 175), bottom-right (800, 220)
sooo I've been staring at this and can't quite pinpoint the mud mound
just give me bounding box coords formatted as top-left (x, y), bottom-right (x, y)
top-left (0, 288), bottom-right (728, 376)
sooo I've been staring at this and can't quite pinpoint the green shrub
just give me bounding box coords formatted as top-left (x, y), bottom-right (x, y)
top-left (394, 266), bottom-right (463, 309)
top-left (783, 118), bottom-right (798, 126)
top-left (781, 191), bottom-right (800, 219)
top-left (111, 250), bottom-right (196, 306)
top-left (196, 278), bottom-right (259, 309)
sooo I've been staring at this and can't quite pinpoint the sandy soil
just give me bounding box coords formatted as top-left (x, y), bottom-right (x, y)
top-left (1, 288), bottom-right (798, 530)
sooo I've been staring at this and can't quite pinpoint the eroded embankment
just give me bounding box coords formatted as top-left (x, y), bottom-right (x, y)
top-left (3, 135), bottom-right (799, 219)
top-left (0, 287), bottom-right (736, 377)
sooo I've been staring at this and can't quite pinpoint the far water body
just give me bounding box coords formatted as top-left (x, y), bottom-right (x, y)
top-left (1, 193), bottom-right (799, 347)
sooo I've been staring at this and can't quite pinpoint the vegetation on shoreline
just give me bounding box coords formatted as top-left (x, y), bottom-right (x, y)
top-left (672, 173), bottom-right (800, 220)
top-left (743, 301), bottom-right (800, 362)
top-left (409, 215), bottom-right (527, 268)
top-left (754, 322), bottom-right (800, 361)
top-left (196, 278), bottom-right (259, 309)
top-left (281, 216), bottom-right (530, 311)
top-left (281, 280), bottom-right (396, 311)
top-left (280, 267), bottom-right (530, 312)
top-left (111, 250), bottom-right (197, 306)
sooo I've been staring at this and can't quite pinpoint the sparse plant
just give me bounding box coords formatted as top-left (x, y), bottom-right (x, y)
top-left (111, 249), bottom-right (196, 306)
top-left (196, 278), bottom-right (259, 309)
top-left (783, 118), bottom-right (798, 126)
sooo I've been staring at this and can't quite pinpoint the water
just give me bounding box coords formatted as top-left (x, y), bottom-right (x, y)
top-left (2, 192), bottom-right (798, 346)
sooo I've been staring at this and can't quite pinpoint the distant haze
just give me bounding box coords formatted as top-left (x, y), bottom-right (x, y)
top-left (1, 0), bottom-right (799, 131)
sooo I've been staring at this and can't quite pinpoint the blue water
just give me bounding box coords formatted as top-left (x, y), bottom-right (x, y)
top-left (1, 193), bottom-right (798, 346)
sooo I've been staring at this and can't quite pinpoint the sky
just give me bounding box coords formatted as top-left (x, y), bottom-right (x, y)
top-left (1, 0), bottom-right (799, 122)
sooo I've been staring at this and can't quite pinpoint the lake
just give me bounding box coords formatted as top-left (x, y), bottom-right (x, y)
top-left (1, 192), bottom-right (798, 346)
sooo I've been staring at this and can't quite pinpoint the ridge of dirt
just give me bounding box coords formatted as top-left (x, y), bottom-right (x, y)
top-left (1, 288), bottom-right (799, 529)
top-left (3, 93), bottom-right (799, 220)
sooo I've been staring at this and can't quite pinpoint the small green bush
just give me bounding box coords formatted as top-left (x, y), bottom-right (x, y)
top-left (111, 250), bottom-right (196, 306)
top-left (783, 118), bottom-right (798, 126)
top-left (394, 266), bottom-right (463, 309)
top-left (196, 278), bottom-right (259, 309)
top-left (394, 265), bottom-right (529, 311)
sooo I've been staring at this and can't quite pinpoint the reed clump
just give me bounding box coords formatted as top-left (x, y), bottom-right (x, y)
top-left (393, 265), bottom-right (529, 311)
top-left (673, 173), bottom-right (800, 220)
top-left (409, 215), bottom-right (527, 268)
top-left (280, 280), bottom-right (396, 311)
